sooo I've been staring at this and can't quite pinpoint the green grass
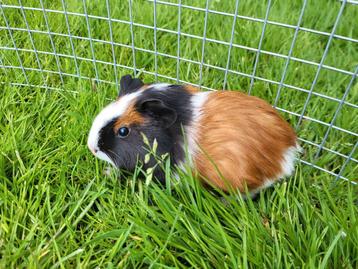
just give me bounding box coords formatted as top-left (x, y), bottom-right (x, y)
top-left (0, 0), bottom-right (358, 267)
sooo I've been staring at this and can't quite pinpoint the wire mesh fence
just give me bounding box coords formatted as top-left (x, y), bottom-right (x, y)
top-left (0, 0), bottom-right (357, 183)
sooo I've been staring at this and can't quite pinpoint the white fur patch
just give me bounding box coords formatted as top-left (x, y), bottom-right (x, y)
top-left (184, 91), bottom-right (210, 165)
top-left (279, 145), bottom-right (300, 178)
top-left (87, 91), bottom-right (140, 159)
top-left (250, 179), bottom-right (275, 196)
top-left (151, 83), bottom-right (170, 90)
top-left (263, 179), bottom-right (276, 189)
top-left (96, 151), bottom-right (116, 167)
top-left (251, 144), bottom-right (300, 195)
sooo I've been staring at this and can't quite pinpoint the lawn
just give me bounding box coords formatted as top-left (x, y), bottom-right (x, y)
top-left (0, 0), bottom-right (357, 268)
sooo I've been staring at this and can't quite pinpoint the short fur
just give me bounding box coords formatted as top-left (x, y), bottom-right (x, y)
top-left (194, 91), bottom-right (297, 192)
top-left (88, 75), bottom-right (299, 194)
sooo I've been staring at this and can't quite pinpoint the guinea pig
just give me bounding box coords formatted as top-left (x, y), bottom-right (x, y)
top-left (87, 74), bottom-right (299, 194)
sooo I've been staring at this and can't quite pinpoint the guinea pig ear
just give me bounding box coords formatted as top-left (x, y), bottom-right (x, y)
top-left (139, 99), bottom-right (177, 128)
top-left (119, 74), bottom-right (144, 96)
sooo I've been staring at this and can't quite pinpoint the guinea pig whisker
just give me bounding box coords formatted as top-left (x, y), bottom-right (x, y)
top-left (107, 149), bottom-right (121, 167)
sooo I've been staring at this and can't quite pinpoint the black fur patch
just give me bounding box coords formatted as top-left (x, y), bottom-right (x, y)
top-left (135, 85), bottom-right (193, 127)
top-left (134, 85), bottom-right (193, 166)
top-left (98, 119), bottom-right (172, 184)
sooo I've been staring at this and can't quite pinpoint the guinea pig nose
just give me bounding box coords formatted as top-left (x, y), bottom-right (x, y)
top-left (89, 147), bottom-right (98, 155)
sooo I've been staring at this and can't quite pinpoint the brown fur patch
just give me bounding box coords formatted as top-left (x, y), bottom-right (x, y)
top-left (194, 91), bottom-right (297, 192)
top-left (184, 85), bottom-right (200, 94)
top-left (113, 103), bottom-right (144, 131)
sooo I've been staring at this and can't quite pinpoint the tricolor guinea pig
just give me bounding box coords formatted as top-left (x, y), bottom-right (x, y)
top-left (87, 74), bottom-right (299, 194)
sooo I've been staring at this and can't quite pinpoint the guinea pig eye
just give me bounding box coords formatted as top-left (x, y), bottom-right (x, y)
top-left (117, 127), bottom-right (130, 138)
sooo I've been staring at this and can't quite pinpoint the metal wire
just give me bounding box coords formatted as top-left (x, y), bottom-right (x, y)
top-left (39, 0), bottom-right (64, 85)
top-left (82, 0), bottom-right (99, 82)
top-left (273, 0), bottom-right (307, 107)
top-left (2, 35), bottom-right (355, 109)
top-left (128, 0), bottom-right (137, 76)
top-left (0, 0), bottom-right (357, 183)
top-left (223, 0), bottom-right (240, 90)
top-left (248, 0), bottom-right (271, 95)
top-left (315, 66), bottom-right (358, 158)
top-left (105, 0), bottom-right (119, 92)
top-left (198, 0), bottom-right (210, 88)
top-left (295, 0), bottom-right (348, 129)
top-left (0, 3), bottom-right (29, 84)
top-left (153, 0), bottom-right (158, 81)
top-left (17, 0), bottom-right (47, 85)
top-left (61, 0), bottom-right (80, 77)
top-left (1, 4), bottom-right (356, 77)
top-left (1, 30), bottom-right (357, 112)
top-left (148, 0), bottom-right (358, 44)
top-left (336, 141), bottom-right (357, 181)
top-left (176, 0), bottom-right (182, 83)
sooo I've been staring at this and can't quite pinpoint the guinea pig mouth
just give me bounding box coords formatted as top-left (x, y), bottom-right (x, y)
top-left (93, 150), bottom-right (117, 167)
top-left (88, 146), bottom-right (98, 155)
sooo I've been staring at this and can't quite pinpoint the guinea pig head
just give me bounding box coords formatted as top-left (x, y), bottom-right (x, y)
top-left (87, 75), bottom-right (178, 175)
